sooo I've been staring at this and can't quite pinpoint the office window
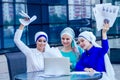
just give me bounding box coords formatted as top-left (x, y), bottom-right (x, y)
top-left (113, 0), bottom-right (120, 35)
top-left (68, 0), bottom-right (98, 37)
top-left (1, 0), bottom-right (111, 52)
top-left (49, 6), bottom-right (67, 23)
top-left (16, 0), bottom-right (26, 2)
top-left (68, 0), bottom-right (92, 20)
top-left (2, 0), bottom-right (13, 2)
top-left (1, 0), bottom-right (27, 49)
top-left (41, 0), bottom-right (67, 4)
top-left (3, 3), bottom-right (14, 25)
top-left (15, 4), bottom-right (27, 25)
top-left (48, 5), bottom-right (67, 44)
top-left (2, 3), bottom-right (14, 48)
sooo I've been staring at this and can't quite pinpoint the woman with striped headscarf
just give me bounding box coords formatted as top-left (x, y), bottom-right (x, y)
top-left (14, 11), bottom-right (62, 72)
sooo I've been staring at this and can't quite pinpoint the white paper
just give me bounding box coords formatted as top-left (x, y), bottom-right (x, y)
top-left (19, 11), bottom-right (37, 26)
top-left (71, 71), bottom-right (100, 75)
top-left (93, 8), bottom-right (103, 31)
top-left (95, 3), bottom-right (112, 7)
top-left (93, 3), bottom-right (119, 31)
top-left (19, 11), bottom-right (30, 18)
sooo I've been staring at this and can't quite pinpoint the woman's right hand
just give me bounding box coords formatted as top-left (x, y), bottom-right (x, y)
top-left (84, 68), bottom-right (95, 73)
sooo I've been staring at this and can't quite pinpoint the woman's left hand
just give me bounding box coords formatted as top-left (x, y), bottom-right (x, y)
top-left (102, 23), bottom-right (110, 39)
top-left (102, 23), bottom-right (110, 33)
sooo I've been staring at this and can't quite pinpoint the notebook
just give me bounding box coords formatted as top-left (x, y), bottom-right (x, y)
top-left (43, 57), bottom-right (71, 76)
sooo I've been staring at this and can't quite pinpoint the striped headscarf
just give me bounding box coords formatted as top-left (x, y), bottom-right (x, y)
top-left (35, 31), bottom-right (50, 52)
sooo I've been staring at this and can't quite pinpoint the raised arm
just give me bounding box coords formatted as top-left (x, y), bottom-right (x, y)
top-left (19, 24), bottom-right (25, 30)
top-left (14, 24), bottom-right (32, 56)
top-left (14, 11), bottom-right (37, 56)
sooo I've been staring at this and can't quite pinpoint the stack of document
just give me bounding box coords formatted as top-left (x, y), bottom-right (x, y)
top-left (93, 3), bottom-right (119, 31)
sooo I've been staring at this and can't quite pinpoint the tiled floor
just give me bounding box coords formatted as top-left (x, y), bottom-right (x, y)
top-left (112, 64), bottom-right (120, 80)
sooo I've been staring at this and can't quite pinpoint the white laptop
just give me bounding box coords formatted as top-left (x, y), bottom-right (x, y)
top-left (43, 57), bottom-right (71, 76)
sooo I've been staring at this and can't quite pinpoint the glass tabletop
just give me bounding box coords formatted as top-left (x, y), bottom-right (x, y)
top-left (14, 71), bottom-right (102, 80)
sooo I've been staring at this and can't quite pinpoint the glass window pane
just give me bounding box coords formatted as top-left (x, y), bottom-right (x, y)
top-left (27, 0), bottom-right (40, 3)
top-left (27, 4), bottom-right (41, 24)
top-left (41, 0), bottom-right (67, 4)
top-left (109, 1), bottom-right (120, 35)
top-left (27, 25), bottom-right (42, 45)
top-left (2, 0), bottom-right (13, 2)
top-left (69, 5), bottom-right (92, 20)
top-left (49, 6), bottom-right (67, 23)
top-left (68, 0), bottom-right (92, 5)
top-left (41, 5), bottom-right (48, 24)
top-left (115, 1), bottom-right (120, 17)
top-left (69, 5), bottom-right (81, 20)
top-left (3, 25), bottom-right (14, 48)
top-left (115, 1), bottom-right (120, 34)
top-left (2, 3), bottom-right (14, 48)
top-left (2, 3), bottom-right (14, 25)
top-left (15, 4), bottom-right (27, 25)
top-left (49, 24), bottom-right (67, 44)
top-left (16, 0), bottom-right (27, 2)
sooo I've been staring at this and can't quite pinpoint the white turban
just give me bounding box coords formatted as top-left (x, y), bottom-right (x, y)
top-left (60, 27), bottom-right (76, 48)
top-left (78, 31), bottom-right (101, 47)
top-left (60, 27), bottom-right (75, 39)
top-left (60, 27), bottom-right (81, 59)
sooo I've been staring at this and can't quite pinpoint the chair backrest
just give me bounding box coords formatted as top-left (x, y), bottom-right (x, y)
top-left (5, 52), bottom-right (27, 80)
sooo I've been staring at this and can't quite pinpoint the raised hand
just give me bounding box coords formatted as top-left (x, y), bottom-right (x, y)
top-left (102, 23), bottom-right (110, 33)
top-left (102, 23), bottom-right (110, 39)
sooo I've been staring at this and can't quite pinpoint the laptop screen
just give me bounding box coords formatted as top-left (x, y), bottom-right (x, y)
top-left (44, 57), bottom-right (70, 76)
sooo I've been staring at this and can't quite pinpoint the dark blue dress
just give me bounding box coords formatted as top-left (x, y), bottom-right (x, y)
top-left (75, 39), bottom-right (109, 72)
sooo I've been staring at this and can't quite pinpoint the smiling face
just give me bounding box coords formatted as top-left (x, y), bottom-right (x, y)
top-left (36, 37), bottom-right (47, 52)
top-left (77, 37), bottom-right (92, 50)
top-left (61, 34), bottom-right (72, 48)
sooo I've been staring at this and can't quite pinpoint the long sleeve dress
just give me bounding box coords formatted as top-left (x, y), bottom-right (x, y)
top-left (14, 29), bottom-right (62, 72)
top-left (75, 39), bottom-right (109, 72)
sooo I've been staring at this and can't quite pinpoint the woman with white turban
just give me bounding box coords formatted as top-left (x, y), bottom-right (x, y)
top-left (75, 23), bottom-right (116, 80)
top-left (60, 27), bottom-right (84, 71)
top-left (14, 11), bottom-right (62, 72)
